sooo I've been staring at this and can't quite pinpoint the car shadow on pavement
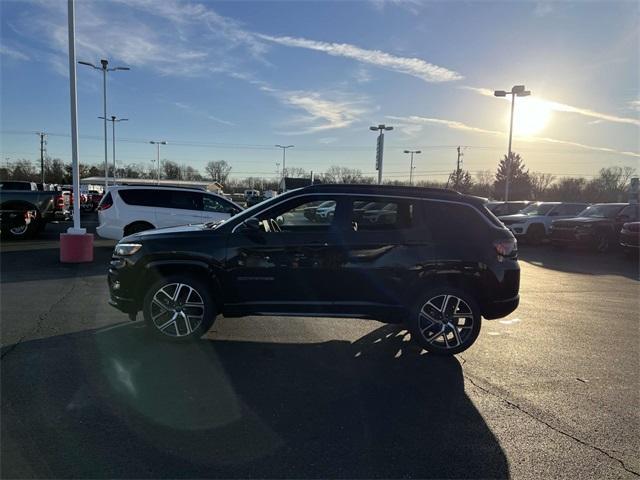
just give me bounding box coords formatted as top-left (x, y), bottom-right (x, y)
top-left (0, 246), bottom-right (114, 284)
top-left (1, 323), bottom-right (509, 479)
top-left (518, 245), bottom-right (639, 280)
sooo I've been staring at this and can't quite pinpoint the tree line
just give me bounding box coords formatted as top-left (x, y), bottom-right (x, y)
top-left (1, 153), bottom-right (636, 202)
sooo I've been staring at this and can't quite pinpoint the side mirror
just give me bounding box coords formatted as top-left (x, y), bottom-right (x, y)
top-left (276, 215), bottom-right (284, 225)
top-left (242, 217), bottom-right (261, 231)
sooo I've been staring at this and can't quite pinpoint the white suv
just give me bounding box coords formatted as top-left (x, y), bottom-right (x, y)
top-left (96, 186), bottom-right (242, 240)
top-left (498, 201), bottom-right (588, 244)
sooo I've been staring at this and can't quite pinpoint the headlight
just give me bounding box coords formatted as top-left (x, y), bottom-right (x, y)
top-left (114, 243), bottom-right (142, 256)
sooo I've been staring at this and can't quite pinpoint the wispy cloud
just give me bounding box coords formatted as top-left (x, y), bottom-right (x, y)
top-left (369, 0), bottom-right (423, 15)
top-left (388, 115), bottom-right (640, 157)
top-left (173, 102), bottom-right (236, 126)
top-left (256, 34), bottom-right (463, 83)
top-left (629, 100), bottom-right (640, 112)
top-left (0, 44), bottom-right (30, 61)
top-left (275, 90), bottom-right (368, 134)
top-left (462, 86), bottom-right (640, 127)
top-left (533, 2), bottom-right (554, 18)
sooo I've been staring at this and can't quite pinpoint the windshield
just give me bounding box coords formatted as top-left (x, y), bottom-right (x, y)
top-left (519, 203), bottom-right (556, 216)
top-left (577, 204), bottom-right (625, 218)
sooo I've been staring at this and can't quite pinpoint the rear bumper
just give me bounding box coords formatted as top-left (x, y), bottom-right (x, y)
top-left (482, 295), bottom-right (519, 320)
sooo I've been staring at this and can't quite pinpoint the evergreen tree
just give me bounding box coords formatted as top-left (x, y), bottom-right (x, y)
top-left (493, 152), bottom-right (532, 200)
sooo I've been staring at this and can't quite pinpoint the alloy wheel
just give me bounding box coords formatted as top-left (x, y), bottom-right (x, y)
top-left (418, 294), bottom-right (475, 350)
top-left (150, 283), bottom-right (205, 337)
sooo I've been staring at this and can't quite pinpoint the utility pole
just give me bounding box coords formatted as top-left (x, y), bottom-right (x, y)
top-left (403, 149), bottom-right (421, 186)
top-left (149, 141), bottom-right (167, 184)
top-left (99, 115), bottom-right (128, 183)
top-left (275, 145), bottom-right (294, 180)
top-left (370, 124), bottom-right (394, 184)
top-left (37, 132), bottom-right (47, 184)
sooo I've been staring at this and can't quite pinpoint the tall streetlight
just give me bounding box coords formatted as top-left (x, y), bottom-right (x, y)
top-left (150, 141), bottom-right (167, 184)
top-left (494, 85), bottom-right (531, 201)
top-left (98, 115), bottom-right (128, 184)
top-left (370, 124), bottom-right (393, 184)
top-left (403, 149), bottom-right (421, 185)
top-left (275, 145), bottom-right (294, 180)
top-left (78, 59), bottom-right (130, 191)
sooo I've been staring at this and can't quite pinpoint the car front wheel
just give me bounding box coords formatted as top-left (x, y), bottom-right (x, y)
top-left (143, 275), bottom-right (216, 341)
top-left (407, 288), bottom-right (481, 355)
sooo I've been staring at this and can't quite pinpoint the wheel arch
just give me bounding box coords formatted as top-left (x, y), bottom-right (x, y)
top-left (123, 220), bottom-right (155, 236)
top-left (134, 260), bottom-right (224, 310)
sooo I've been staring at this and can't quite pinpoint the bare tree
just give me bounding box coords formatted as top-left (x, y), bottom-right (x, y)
top-left (283, 167), bottom-right (307, 178)
top-left (205, 160), bottom-right (232, 184)
top-left (323, 165), bottom-right (364, 183)
top-left (530, 172), bottom-right (556, 200)
top-left (162, 160), bottom-right (181, 180)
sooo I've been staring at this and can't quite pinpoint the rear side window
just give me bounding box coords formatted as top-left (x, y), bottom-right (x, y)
top-left (158, 190), bottom-right (203, 211)
top-left (425, 201), bottom-right (491, 241)
top-left (350, 198), bottom-right (415, 231)
top-left (118, 189), bottom-right (157, 206)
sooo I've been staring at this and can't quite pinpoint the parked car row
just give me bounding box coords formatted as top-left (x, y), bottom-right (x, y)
top-left (489, 200), bottom-right (639, 254)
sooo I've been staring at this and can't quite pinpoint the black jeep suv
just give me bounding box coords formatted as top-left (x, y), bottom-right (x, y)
top-left (108, 184), bottom-right (520, 355)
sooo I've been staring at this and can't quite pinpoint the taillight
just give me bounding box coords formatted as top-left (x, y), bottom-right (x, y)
top-left (55, 194), bottom-right (64, 207)
top-left (98, 193), bottom-right (113, 211)
top-left (494, 238), bottom-right (517, 258)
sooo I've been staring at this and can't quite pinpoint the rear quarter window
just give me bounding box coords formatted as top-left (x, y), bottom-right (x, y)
top-left (424, 201), bottom-right (493, 242)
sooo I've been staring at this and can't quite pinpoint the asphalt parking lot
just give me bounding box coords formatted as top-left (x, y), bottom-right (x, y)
top-left (1, 217), bottom-right (638, 479)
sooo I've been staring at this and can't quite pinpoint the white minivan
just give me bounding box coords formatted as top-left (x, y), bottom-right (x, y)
top-left (96, 186), bottom-right (242, 240)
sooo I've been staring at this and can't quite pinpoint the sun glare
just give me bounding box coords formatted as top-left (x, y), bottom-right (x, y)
top-left (510, 98), bottom-right (552, 137)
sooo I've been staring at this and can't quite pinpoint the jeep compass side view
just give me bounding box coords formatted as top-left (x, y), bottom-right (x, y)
top-left (108, 184), bottom-right (520, 355)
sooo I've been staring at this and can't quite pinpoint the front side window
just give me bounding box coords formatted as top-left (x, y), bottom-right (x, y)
top-left (619, 204), bottom-right (639, 221)
top-left (579, 204), bottom-right (625, 218)
top-left (257, 196), bottom-right (339, 231)
top-left (203, 195), bottom-right (239, 214)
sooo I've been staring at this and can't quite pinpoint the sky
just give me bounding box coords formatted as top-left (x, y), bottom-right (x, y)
top-left (1, 0), bottom-right (638, 182)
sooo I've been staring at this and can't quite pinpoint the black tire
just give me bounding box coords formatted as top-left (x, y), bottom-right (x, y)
top-left (2, 212), bottom-right (40, 240)
top-left (526, 224), bottom-right (545, 245)
top-left (124, 221), bottom-right (154, 237)
top-left (593, 231), bottom-right (611, 253)
top-left (143, 274), bottom-right (216, 342)
top-left (407, 287), bottom-right (482, 356)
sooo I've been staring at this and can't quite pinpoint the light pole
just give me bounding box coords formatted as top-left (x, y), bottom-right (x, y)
top-left (494, 85), bottom-right (531, 201)
top-left (403, 150), bottom-right (421, 185)
top-left (99, 115), bottom-right (128, 184)
top-left (150, 141), bottom-right (167, 184)
top-left (275, 144), bottom-right (294, 180)
top-left (78, 59), bottom-right (129, 191)
top-left (370, 124), bottom-right (393, 184)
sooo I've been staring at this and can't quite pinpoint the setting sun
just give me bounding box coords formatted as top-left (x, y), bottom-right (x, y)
top-left (511, 98), bottom-right (552, 137)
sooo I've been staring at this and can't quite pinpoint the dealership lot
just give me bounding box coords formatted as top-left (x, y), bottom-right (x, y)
top-left (1, 218), bottom-right (638, 479)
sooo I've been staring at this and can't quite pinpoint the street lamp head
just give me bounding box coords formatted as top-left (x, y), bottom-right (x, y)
top-left (111, 115), bottom-right (116, 121)
top-left (415, 150), bottom-right (422, 154)
top-left (404, 150), bottom-right (410, 153)
top-left (369, 126), bottom-right (378, 131)
top-left (384, 126), bottom-right (393, 131)
top-left (114, 67), bottom-right (130, 71)
top-left (494, 90), bottom-right (507, 97)
top-left (511, 85), bottom-right (525, 94)
top-left (518, 90), bottom-right (531, 97)
top-left (100, 59), bottom-right (108, 68)
top-left (78, 60), bottom-right (97, 68)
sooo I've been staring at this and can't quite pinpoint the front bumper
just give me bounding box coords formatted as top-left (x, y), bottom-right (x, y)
top-left (108, 259), bottom-right (140, 314)
top-left (549, 227), bottom-right (593, 246)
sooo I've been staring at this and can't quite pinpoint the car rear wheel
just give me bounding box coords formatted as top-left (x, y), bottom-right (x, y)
top-left (407, 288), bottom-right (481, 355)
top-left (143, 275), bottom-right (216, 342)
top-left (2, 211), bottom-right (39, 240)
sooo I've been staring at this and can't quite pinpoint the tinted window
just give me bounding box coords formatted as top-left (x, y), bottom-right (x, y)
top-left (350, 198), bottom-right (414, 231)
top-left (619, 204), bottom-right (639, 220)
top-left (158, 190), bottom-right (203, 211)
top-left (554, 204), bottom-right (587, 215)
top-left (425, 201), bottom-right (489, 241)
top-left (118, 189), bottom-right (157, 206)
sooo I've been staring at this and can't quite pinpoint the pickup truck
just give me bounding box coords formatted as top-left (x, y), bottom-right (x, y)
top-left (0, 181), bottom-right (65, 239)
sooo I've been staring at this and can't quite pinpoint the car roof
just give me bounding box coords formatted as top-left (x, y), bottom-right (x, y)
top-left (300, 183), bottom-right (485, 205)
top-left (111, 185), bottom-right (211, 193)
